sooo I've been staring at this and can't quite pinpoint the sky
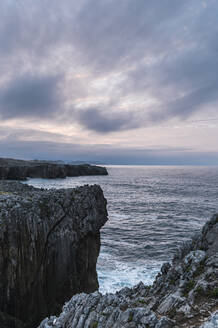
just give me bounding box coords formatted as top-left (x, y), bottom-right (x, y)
top-left (0, 0), bottom-right (218, 164)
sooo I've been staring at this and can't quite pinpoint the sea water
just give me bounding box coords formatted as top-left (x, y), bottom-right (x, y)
top-left (24, 166), bottom-right (218, 294)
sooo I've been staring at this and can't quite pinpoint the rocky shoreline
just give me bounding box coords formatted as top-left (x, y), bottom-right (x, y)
top-left (0, 158), bottom-right (108, 180)
top-left (39, 214), bottom-right (218, 328)
top-left (0, 179), bottom-right (217, 328)
top-left (0, 181), bottom-right (108, 328)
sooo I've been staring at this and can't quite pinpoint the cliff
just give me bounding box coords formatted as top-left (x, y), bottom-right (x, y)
top-left (0, 181), bottom-right (108, 328)
top-left (0, 158), bottom-right (108, 180)
top-left (39, 214), bottom-right (218, 328)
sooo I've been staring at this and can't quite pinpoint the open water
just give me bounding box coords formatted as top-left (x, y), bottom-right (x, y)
top-left (24, 166), bottom-right (218, 294)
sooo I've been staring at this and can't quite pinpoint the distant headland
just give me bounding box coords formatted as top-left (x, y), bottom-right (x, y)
top-left (0, 157), bottom-right (108, 180)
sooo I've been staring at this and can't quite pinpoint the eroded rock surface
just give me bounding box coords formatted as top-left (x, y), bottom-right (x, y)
top-left (39, 214), bottom-right (218, 328)
top-left (0, 181), bottom-right (108, 328)
top-left (0, 158), bottom-right (108, 180)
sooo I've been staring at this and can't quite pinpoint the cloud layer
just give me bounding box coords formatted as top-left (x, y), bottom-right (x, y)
top-left (0, 0), bottom-right (217, 162)
top-left (0, 74), bottom-right (61, 119)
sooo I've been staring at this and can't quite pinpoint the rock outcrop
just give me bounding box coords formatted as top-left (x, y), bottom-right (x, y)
top-left (39, 214), bottom-right (218, 328)
top-left (0, 181), bottom-right (108, 328)
top-left (0, 158), bottom-right (108, 180)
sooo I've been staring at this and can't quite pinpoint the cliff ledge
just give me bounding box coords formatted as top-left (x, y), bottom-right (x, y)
top-left (0, 181), bottom-right (108, 328)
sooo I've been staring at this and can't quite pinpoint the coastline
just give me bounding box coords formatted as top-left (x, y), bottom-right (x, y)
top-left (39, 214), bottom-right (218, 328)
top-left (0, 157), bottom-right (108, 180)
top-left (0, 165), bottom-right (217, 327)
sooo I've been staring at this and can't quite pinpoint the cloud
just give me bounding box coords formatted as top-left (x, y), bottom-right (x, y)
top-left (0, 135), bottom-right (217, 165)
top-left (0, 0), bottom-right (218, 162)
top-left (1, 1), bottom-right (218, 126)
top-left (0, 74), bottom-right (62, 120)
top-left (74, 107), bottom-right (138, 133)
top-left (72, 0), bottom-right (188, 72)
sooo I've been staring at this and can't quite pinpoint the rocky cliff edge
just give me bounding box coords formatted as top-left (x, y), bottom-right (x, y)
top-left (39, 214), bottom-right (218, 328)
top-left (0, 158), bottom-right (108, 180)
top-left (0, 181), bottom-right (108, 328)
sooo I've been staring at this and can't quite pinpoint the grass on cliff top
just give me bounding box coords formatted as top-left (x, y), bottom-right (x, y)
top-left (0, 191), bottom-right (12, 195)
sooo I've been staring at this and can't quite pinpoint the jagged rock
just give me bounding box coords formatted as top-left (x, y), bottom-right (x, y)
top-left (0, 158), bottom-right (108, 180)
top-left (38, 291), bottom-right (175, 328)
top-left (0, 181), bottom-right (108, 328)
top-left (200, 311), bottom-right (218, 327)
top-left (39, 214), bottom-right (218, 328)
top-left (184, 250), bottom-right (206, 266)
top-left (157, 291), bottom-right (186, 315)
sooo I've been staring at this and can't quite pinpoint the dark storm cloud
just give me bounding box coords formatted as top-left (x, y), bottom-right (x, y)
top-left (111, 2), bottom-right (218, 127)
top-left (72, 0), bottom-right (187, 71)
top-left (75, 107), bottom-right (138, 133)
top-left (148, 82), bottom-right (218, 124)
top-left (0, 0), bottom-right (218, 134)
top-left (72, 0), bottom-right (218, 131)
top-left (0, 74), bottom-right (61, 119)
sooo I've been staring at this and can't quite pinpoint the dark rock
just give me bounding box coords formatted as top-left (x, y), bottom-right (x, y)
top-left (0, 310), bottom-right (26, 328)
top-left (0, 158), bottom-right (108, 180)
top-left (39, 214), bottom-right (218, 328)
top-left (0, 181), bottom-right (108, 327)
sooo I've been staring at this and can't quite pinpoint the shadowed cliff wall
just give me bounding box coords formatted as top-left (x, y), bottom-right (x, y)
top-left (0, 181), bottom-right (108, 328)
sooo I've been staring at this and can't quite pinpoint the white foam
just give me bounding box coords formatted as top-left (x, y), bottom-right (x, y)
top-left (97, 252), bottom-right (162, 294)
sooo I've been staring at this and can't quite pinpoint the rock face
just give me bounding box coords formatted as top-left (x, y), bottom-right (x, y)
top-left (0, 158), bottom-right (108, 180)
top-left (39, 214), bottom-right (218, 328)
top-left (0, 181), bottom-right (108, 328)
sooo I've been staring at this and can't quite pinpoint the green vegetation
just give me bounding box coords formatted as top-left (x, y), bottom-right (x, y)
top-left (0, 191), bottom-right (12, 195)
top-left (183, 280), bottom-right (195, 296)
top-left (128, 312), bottom-right (133, 322)
top-left (138, 299), bottom-right (148, 305)
top-left (195, 286), bottom-right (204, 296)
top-left (147, 285), bottom-right (152, 289)
top-left (91, 322), bottom-right (98, 328)
top-left (193, 261), bottom-right (206, 277)
top-left (210, 288), bottom-right (218, 299)
top-left (195, 286), bottom-right (218, 299)
top-left (170, 277), bottom-right (176, 285)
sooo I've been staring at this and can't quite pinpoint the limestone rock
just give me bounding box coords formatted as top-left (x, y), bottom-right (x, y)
top-left (39, 214), bottom-right (218, 328)
top-left (0, 181), bottom-right (108, 327)
top-left (200, 312), bottom-right (218, 328)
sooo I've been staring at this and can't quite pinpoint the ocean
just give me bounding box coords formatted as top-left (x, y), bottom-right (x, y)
top-left (24, 165), bottom-right (218, 294)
